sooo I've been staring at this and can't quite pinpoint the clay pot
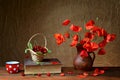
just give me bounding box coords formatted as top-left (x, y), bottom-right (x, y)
top-left (73, 44), bottom-right (95, 71)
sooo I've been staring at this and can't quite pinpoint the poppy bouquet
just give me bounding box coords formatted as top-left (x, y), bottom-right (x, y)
top-left (54, 19), bottom-right (116, 57)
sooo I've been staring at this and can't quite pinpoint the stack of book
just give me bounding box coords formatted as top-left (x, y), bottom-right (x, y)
top-left (24, 58), bottom-right (62, 74)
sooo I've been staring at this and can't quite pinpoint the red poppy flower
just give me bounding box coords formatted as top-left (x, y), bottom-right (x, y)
top-left (83, 42), bottom-right (91, 51)
top-left (105, 34), bottom-right (116, 42)
top-left (70, 24), bottom-right (82, 32)
top-left (80, 50), bottom-right (88, 57)
top-left (83, 42), bottom-right (98, 52)
top-left (80, 38), bottom-right (90, 45)
top-left (70, 40), bottom-right (78, 47)
top-left (98, 40), bottom-right (107, 48)
top-left (70, 35), bottom-right (79, 47)
top-left (73, 34), bottom-right (79, 41)
top-left (86, 20), bottom-right (95, 30)
top-left (98, 48), bottom-right (106, 55)
top-left (85, 32), bottom-right (95, 40)
top-left (62, 19), bottom-right (71, 26)
top-left (64, 32), bottom-right (70, 38)
top-left (90, 42), bottom-right (99, 51)
top-left (91, 26), bottom-right (100, 34)
top-left (54, 33), bottom-right (65, 45)
top-left (97, 28), bottom-right (107, 37)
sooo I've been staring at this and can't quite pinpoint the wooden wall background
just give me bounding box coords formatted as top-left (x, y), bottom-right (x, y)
top-left (0, 0), bottom-right (120, 67)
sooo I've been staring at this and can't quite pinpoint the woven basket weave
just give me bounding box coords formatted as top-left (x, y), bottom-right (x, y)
top-left (27, 33), bottom-right (47, 62)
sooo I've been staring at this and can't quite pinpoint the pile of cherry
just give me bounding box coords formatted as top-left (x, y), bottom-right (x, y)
top-left (33, 45), bottom-right (47, 54)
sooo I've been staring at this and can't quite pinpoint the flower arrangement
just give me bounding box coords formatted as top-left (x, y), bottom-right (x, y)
top-left (54, 19), bottom-right (116, 57)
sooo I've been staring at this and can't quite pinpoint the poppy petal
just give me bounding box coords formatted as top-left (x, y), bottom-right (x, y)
top-left (70, 40), bottom-right (78, 47)
top-left (94, 68), bottom-right (99, 73)
top-left (80, 50), bottom-right (88, 57)
top-left (92, 73), bottom-right (99, 76)
top-left (99, 70), bottom-right (105, 74)
top-left (70, 24), bottom-right (82, 32)
top-left (83, 42), bottom-right (92, 52)
top-left (83, 72), bottom-right (89, 76)
top-left (86, 20), bottom-right (95, 30)
top-left (77, 75), bottom-right (86, 78)
top-left (83, 42), bottom-right (98, 52)
top-left (60, 73), bottom-right (65, 76)
top-left (106, 34), bottom-right (116, 42)
top-left (90, 42), bottom-right (99, 51)
top-left (62, 19), bottom-right (70, 26)
top-left (73, 34), bottom-right (79, 41)
top-left (98, 40), bottom-right (107, 48)
top-left (54, 33), bottom-right (65, 45)
top-left (85, 32), bottom-right (95, 40)
top-left (80, 38), bottom-right (90, 45)
top-left (92, 68), bottom-right (99, 76)
top-left (64, 32), bottom-right (70, 38)
top-left (98, 48), bottom-right (106, 55)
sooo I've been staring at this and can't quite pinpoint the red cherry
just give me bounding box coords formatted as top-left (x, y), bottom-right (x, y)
top-left (38, 46), bottom-right (42, 51)
top-left (46, 72), bottom-right (51, 76)
top-left (60, 73), bottom-right (65, 76)
top-left (41, 47), bottom-right (47, 53)
top-left (83, 72), bottom-right (88, 76)
top-left (92, 73), bottom-right (99, 76)
top-left (99, 70), bottom-right (105, 74)
top-left (21, 72), bottom-right (25, 76)
top-left (33, 46), bottom-right (38, 52)
top-left (37, 73), bottom-right (41, 77)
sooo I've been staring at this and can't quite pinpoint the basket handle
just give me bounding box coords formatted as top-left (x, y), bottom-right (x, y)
top-left (27, 33), bottom-right (47, 48)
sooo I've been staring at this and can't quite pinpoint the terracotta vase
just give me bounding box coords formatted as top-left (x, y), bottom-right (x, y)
top-left (73, 44), bottom-right (95, 71)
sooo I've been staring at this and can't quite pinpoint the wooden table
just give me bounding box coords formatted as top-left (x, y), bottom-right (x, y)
top-left (0, 67), bottom-right (120, 80)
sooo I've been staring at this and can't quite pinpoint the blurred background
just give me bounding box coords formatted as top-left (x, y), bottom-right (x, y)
top-left (0, 0), bottom-right (120, 67)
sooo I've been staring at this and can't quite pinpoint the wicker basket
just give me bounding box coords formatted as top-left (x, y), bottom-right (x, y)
top-left (26, 33), bottom-right (47, 62)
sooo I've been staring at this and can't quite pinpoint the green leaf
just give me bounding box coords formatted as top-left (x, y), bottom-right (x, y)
top-left (27, 42), bottom-right (33, 49)
top-left (24, 49), bottom-right (28, 53)
top-left (36, 62), bottom-right (40, 65)
top-left (47, 50), bottom-right (52, 53)
top-left (36, 52), bottom-right (42, 55)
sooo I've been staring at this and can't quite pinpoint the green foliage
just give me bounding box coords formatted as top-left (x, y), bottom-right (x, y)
top-left (24, 48), bottom-right (28, 53)
top-left (47, 50), bottom-right (52, 53)
top-left (27, 42), bottom-right (33, 49)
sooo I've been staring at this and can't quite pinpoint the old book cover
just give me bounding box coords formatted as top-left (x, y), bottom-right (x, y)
top-left (24, 58), bottom-right (62, 74)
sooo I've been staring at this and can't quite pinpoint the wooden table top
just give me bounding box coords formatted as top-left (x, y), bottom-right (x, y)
top-left (0, 67), bottom-right (120, 80)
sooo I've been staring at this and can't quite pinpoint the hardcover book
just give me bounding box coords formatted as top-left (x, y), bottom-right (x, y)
top-left (24, 58), bottom-right (62, 74)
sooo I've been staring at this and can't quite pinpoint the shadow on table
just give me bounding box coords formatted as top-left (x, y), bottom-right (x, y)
top-left (99, 67), bottom-right (120, 77)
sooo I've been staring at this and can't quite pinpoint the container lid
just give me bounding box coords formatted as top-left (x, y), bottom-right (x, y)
top-left (6, 61), bottom-right (19, 64)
